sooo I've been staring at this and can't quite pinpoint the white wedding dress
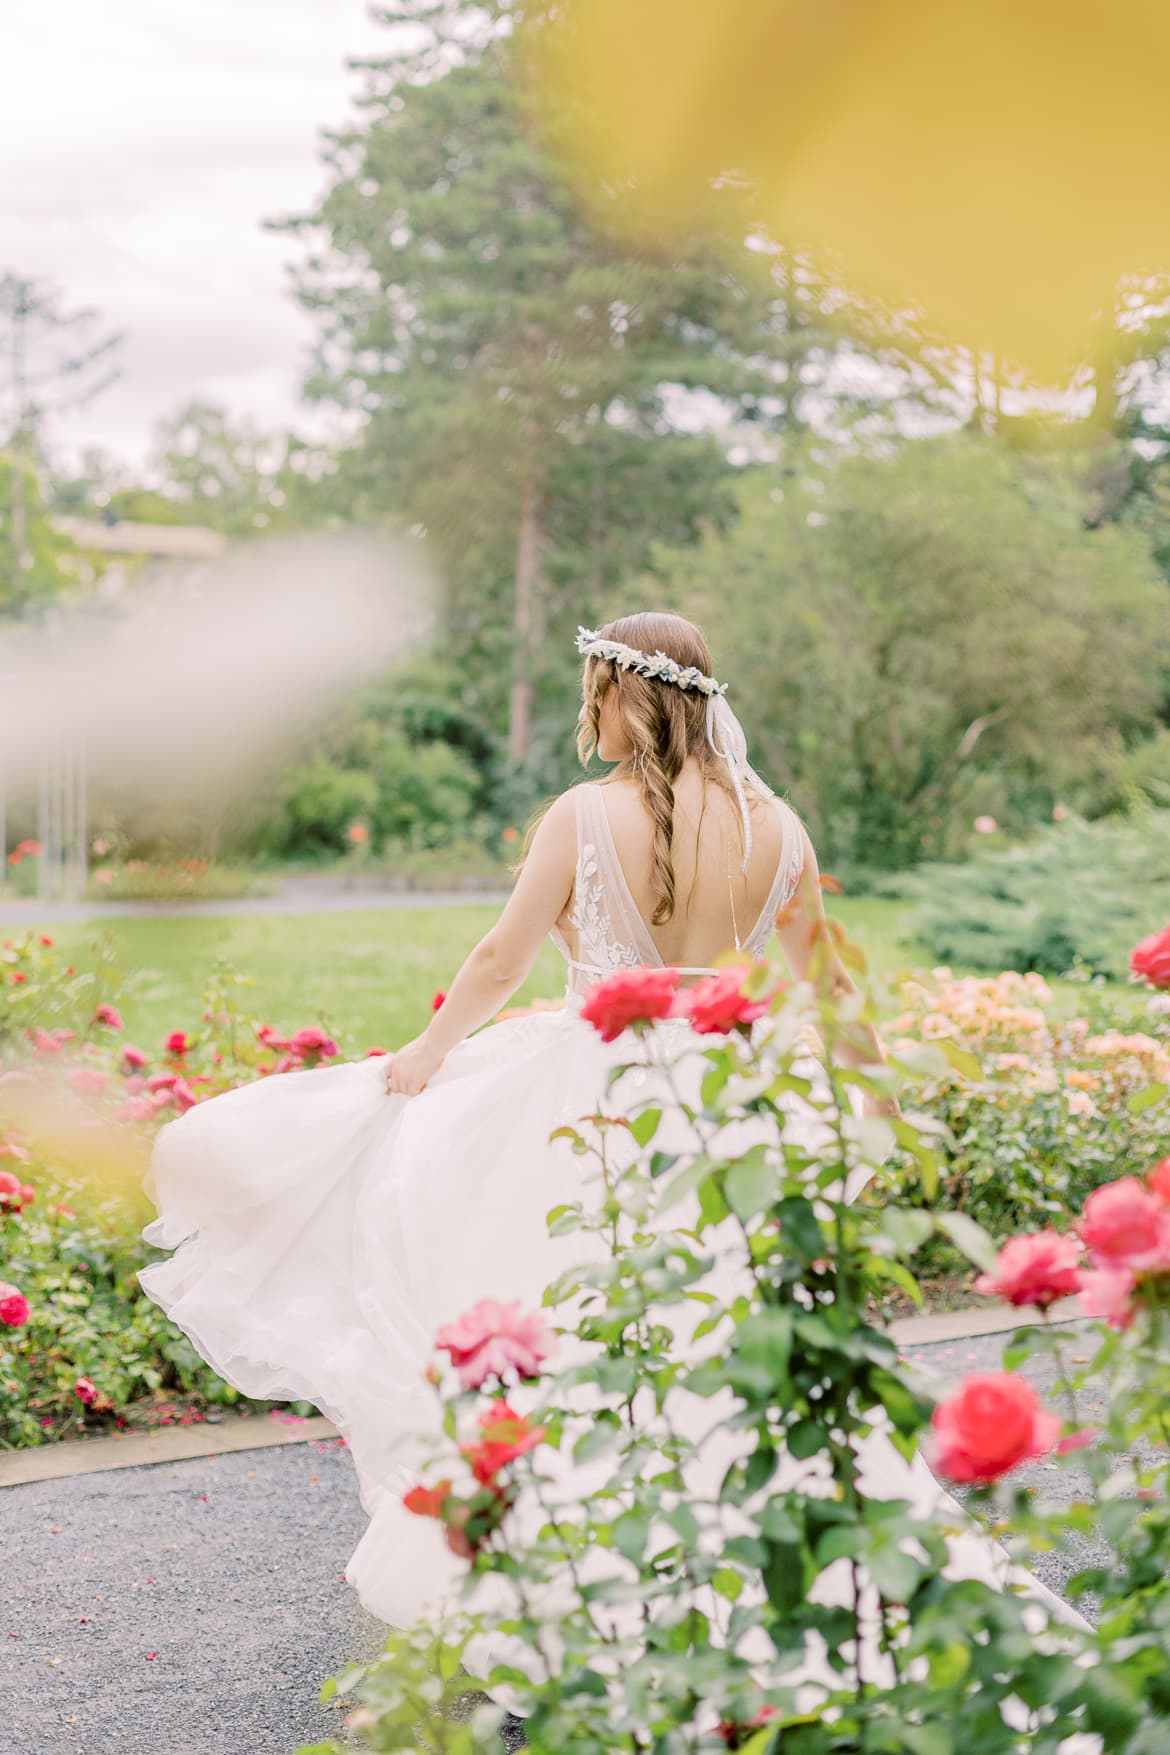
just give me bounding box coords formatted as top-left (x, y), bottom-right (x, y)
top-left (139, 780), bottom-right (1098, 1739)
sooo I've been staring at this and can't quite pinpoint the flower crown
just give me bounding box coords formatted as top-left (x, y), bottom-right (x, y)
top-left (575, 626), bottom-right (728, 697)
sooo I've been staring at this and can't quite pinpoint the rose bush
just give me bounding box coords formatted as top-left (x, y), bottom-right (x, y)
top-left (0, 935), bottom-right (374, 1447)
top-left (302, 953), bottom-right (1161, 1754)
top-left (867, 962), bottom-right (1170, 1281)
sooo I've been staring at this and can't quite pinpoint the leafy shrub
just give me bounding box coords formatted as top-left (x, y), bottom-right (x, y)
top-left (0, 937), bottom-right (358, 1447)
top-left (271, 761), bottom-right (380, 857)
top-left (871, 966), bottom-right (1170, 1279)
top-left (874, 807), bottom-right (1170, 978)
top-left (0, 1176), bottom-right (244, 1446)
top-left (371, 737), bottom-right (481, 847)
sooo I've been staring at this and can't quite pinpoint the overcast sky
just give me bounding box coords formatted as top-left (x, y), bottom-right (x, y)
top-left (1, 0), bottom-right (391, 471)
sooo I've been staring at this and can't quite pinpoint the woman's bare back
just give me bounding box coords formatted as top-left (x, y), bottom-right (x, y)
top-left (552, 762), bottom-right (799, 971)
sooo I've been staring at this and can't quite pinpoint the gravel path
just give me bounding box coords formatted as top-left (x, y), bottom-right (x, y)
top-left (2, 1321), bottom-right (1109, 1754)
top-left (0, 877), bottom-right (510, 924)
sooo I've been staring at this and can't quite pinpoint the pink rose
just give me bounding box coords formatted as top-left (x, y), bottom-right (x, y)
top-left (973, 1231), bottom-right (1084, 1310)
top-left (1077, 1176), bottom-right (1170, 1273)
top-left (94, 1004), bottom-right (123, 1030)
top-left (0, 1283), bottom-right (30, 1327)
top-left (256, 1025), bottom-right (291, 1051)
top-left (436, 1299), bottom-right (555, 1390)
top-left (927, 1373), bottom-right (1061, 1484)
top-left (1130, 925), bottom-right (1170, 990)
top-left (580, 966), bottom-right (682, 1043)
top-left (289, 1026), bottom-right (339, 1060)
top-left (66, 1067), bottom-right (110, 1095)
top-left (0, 1170), bottom-right (26, 1211)
top-left (146, 1071), bottom-right (178, 1092)
top-left (30, 1027), bottom-right (62, 1054)
top-left (1077, 1266), bottom-right (1138, 1330)
top-left (170, 1079), bottom-right (198, 1113)
top-left (117, 1097), bottom-right (160, 1123)
top-left (74, 1377), bottom-right (98, 1406)
top-left (673, 966), bottom-right (772, 1035)
top-left (121, 1046), bottom-right (148, 1072)
top-left (1147, 1157), bottom-right (1170, 1206)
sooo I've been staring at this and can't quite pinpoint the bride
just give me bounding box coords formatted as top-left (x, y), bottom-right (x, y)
top-left (138, 610), bottom-right (1095, 1688)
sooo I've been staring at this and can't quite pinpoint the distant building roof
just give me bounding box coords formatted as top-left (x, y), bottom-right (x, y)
top-left (52, 517), bottom-right (227, 559)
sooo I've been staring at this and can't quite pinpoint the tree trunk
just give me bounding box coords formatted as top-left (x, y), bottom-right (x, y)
top-left (508, 469), bottom-right (544, 763)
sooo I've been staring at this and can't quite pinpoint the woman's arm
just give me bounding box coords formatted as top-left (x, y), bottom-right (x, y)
top-left (385, 790), bottom-right (579, 1095)
top-left (772, 820), bottom-right (901, 1119)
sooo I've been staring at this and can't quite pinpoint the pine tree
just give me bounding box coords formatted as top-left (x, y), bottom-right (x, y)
top-left (270, 4), bottom-right (822, 768)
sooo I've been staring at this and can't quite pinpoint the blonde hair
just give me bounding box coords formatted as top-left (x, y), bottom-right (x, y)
top-left (514, 610), bottom-right (757, 924)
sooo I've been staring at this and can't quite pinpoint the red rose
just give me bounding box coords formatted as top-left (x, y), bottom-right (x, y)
top-left (165, 1031), bottom-right (189, 1056)
top-left (927, 1373), bottom-right (1061, 1484)
top-left (436, 1299), bottom-right (554, 1391)
top-left (673, 965), bottom-right (772, 1035)
top-left (1130, 925), bottom-right (1170, 989)
top-left (39, 935), bottom-right (53, 946)
top-left (973, 1231), bottom-right (1084, 1310)
top-left (461, 1401), bottom-right (546, 1485)
top-left (10, 972), bottom-right (25, 985)
top-left (1077, 1176), bottom-right (1170, 1273)
top-left (431, 990), bottom-right (447, 1011)
top-left (402, 1479), bottom-right (452, 1521)
top-left (0, 1283), bottom-right (30, 1327)
top-left (74, 1377), bottom-right (98, 1406)
top-left (580, 966), bottom-right (682, 1043)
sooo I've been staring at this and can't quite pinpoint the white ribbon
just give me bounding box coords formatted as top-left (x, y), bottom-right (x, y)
top-left (705, 692), bottom-right (774, 875)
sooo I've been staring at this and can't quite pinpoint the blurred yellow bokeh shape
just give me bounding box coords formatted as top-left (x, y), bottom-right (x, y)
top-left (531, 0), bottom-right (1170, 378)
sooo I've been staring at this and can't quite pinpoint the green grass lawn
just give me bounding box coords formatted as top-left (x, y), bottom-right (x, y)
top-left (0, 896), bottom-right (1142, 1056)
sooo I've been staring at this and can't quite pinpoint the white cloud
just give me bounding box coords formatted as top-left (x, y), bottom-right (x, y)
top-left (0, 0), bottom-right (389, 468)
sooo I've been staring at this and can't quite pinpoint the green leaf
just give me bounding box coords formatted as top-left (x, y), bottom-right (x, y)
top-left (1127, 1081), bottom-right (1168, 1115)
top-left (613, 1507), bottom-right (649, 1563)
top-left (574, 1416), bottom-right (622, 1463)
top-left (866, 1544), bottom-right (922, 1602)
top-left (786, 1419), bottom-right (825, 1460)
top-left (934, 1039), bottom-right (984, 1082)
top-left (933, 1210), bottom-right (999, 1273)
top-left (725, 1150), bottom-right (776, 1221)
top-left (864, 1257), bottom-right (924, 1309)
top-left (711, 1566), bottom-right (744, 1602)
top-left (630, 1105), bottom-right (662, 1146)
top-left (775, 1195), bottom-right (824, 1258)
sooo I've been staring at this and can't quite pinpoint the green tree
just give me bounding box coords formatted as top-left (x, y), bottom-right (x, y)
top-left (270, 2), bottom-right (882, 772)
top-left (663, 432), bottom-right (1170, 872)
top-left (145, 401), bottom-right (335, 537)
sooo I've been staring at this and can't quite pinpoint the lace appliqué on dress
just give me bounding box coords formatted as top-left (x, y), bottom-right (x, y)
top-left (571, 837), bottom-right (646, 980)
